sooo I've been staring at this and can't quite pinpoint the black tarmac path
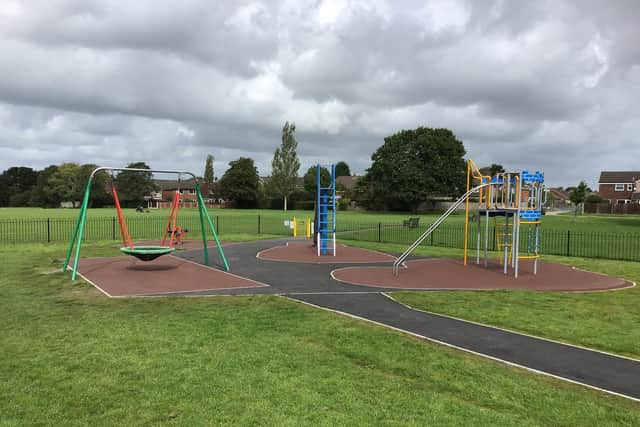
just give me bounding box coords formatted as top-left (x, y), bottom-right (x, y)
top-left (172, 238), bottom-right (640, 401)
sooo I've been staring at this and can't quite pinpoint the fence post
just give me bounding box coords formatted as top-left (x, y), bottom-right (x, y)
top-left (378, 222), bottom-right (382, 242)
top-left (112, 216), bottom-right (116, 240)
top-left (47, 218), bottom-right (51, 243)
top-left (566, 230), bottom-right (571, 257)
top-left (258, 215), bottom-right (261, 234)
top-left (216, 215), bottom-right (220, 234)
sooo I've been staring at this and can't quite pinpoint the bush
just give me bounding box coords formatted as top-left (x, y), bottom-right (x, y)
top-left (585, 193), bottom-right (607, 203)
top-left (338, 197), bottom-right (350, 211)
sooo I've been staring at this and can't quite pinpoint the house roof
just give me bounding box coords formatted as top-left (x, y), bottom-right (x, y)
top-left (548, 187), bottom-right (570, 201)
top-left (336, 175), bottom-right (360, 189)
top-left (154, 179), bottom-right (199, 190)
top-left (598, 171), bottom-right (640, 183)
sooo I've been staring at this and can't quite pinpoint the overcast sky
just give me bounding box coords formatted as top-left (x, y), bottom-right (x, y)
top-left (0, 0), bottom-right (638, 187)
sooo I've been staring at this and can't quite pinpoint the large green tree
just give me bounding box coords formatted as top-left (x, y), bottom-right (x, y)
top-left (204, 154), bottom-right (215, 184)
top-left (364, 127), bottom-right (467, 212)
top-left (46, 163), bottom-right (82, 204)
top-left (0, 166), bottom-right (38, 206)
top-left (29, 165), bottom-right (60, 207)
top-left (479, 163), bottom-right (506, 177)
top-left (335, 161), bottom-right (351, 177)
top-left (270, 122), bottom-right (301, 211)
top-left (77, 164), bottom-right (111, 207)
top-left (114, 162), bottom-right (156, 208)
top-left (219, 157), bottom-right (260, 208)
top-left (303, 165), bottom-right (330, 196)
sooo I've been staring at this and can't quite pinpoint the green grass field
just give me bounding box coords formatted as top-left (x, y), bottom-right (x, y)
top-left (1, 241), bottom-right (638, 425)
top-left (2, 206), bottom-right (640, 232)
top-left (343, 240), bottom-right (640, 359)
top-left (2, 207), bottom-right (640, 262)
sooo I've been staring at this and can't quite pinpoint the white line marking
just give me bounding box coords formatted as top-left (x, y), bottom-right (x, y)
top-left (67, 263), bottom-right (114, 298)
top-left (381, 292), bottom-right (640, 363)
top-left (329, 259), bottom-right (635, 293)
top-left (285, 295), bottom-right (640, 403)
top-left (169, 254), bottom-right (270, 288)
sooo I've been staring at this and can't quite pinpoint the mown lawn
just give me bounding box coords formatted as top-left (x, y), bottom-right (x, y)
top-left (0, 241), bottom-right (638, 425)
top-left (2, 206), bottom-right (640, 232)
top-left (343, 240), bottom-right (640, 359)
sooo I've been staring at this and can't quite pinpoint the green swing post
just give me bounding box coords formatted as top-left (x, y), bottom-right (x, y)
top-left (195, 184), bottom-right (210, 265)
top-left (196, 187), bottom-right (229, 271)
top-left (62, 178), bottom-right (93, 280)
top-left (62, 183), bottom-right (88, 271)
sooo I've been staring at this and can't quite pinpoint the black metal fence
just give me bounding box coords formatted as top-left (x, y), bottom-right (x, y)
top-left (1, 216), bottom-right (639, 262)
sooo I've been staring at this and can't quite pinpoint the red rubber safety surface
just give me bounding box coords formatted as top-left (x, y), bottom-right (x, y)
top-left (332, 258), bottom-right (634, 292)
top-left (256, 240), bottom-right (396, 263)
top-left (72, 255), bottom-right (267, 297)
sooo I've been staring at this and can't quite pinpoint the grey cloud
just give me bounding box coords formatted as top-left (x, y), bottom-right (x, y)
top-left (1, 0), bottom-right (639, 189)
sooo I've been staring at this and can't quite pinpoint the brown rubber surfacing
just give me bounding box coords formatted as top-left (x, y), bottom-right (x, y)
top-left (332, 258), bottom-right (633, 291)
top-left (74, 255), bottom-right (267, 297)
top-left (257, 240), bottom-right (396, 263)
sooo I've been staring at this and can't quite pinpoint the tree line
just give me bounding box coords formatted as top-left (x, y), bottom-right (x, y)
top-left (2, 123), bottom-right (518, 212)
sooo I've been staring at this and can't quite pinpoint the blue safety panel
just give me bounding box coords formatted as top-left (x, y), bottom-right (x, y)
top-left (521, 170), bottom-right (544, 183)
top-left (519, 210), bottom-right (542, 220)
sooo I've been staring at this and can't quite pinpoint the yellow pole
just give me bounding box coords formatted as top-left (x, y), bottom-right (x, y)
top-left (463, 160), bottom-right (471, 265)
top-left (306, 217), bottom-right (311, 238)
top-left (293, 217), bottom-right (297, 237)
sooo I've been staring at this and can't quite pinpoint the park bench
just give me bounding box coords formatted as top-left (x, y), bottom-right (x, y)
top-left (403, 217), bottom-right (420, 228)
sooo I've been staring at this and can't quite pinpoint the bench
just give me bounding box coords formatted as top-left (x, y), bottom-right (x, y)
top-left (403, 217), bottom-right (420, 228)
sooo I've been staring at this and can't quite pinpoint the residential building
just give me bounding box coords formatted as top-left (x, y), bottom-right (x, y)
top-left (146, 179), bottom-right (223, 208)
top-left (597, 171), bottom-right (640, 205)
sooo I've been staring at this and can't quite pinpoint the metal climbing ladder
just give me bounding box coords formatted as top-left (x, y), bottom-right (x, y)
top-left (316, 163), bottom-right (336, 256)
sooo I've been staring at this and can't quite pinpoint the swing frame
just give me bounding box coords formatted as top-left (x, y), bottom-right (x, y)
top-left (62, 166), bottom-right (229, 281)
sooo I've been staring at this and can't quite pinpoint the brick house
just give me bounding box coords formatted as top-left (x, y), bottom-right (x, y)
top-left (598, 171), bottom-right (640, 205)
top-left (546, 187), bottom-right (571, 208)
top-left (146, 179), bottom-right (223, 209)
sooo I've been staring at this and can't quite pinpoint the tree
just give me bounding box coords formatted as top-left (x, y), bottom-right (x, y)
top-left (479, 163), bottom-right (505, 177)
top-left (219, 157), bottom-right (260, 208)
top-left (363, 127), bottom-right (466, 212)
top-left (114, 162), bottom-right (156, 208)
top-left (570, 181), bottom-right (588, 217)
top-left (204, 154), bottom-right (215, 184)
top-left (270, 122), bottom-right (301, 211)
top-left (335, 161), bottom-right (351, 177)
top-left (77, 164), bottom-right (111, 207)
top-left (46, 163), bottom-right (82, 204)
top-left (0, 166), bottom-right (38, 206)
top-left (303, 165), bottom-right (330, 195)
top-left (30, 165), bottom-right (60, 207)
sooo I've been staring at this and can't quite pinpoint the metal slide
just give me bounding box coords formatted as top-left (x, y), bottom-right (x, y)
top-left (392, 183), bottom-right (493, 276)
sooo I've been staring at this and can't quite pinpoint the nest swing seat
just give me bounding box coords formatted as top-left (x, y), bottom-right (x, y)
top-left (111, 175), bottom-right (184, 262)
top-left (119, 245), bottom-right (176, 261)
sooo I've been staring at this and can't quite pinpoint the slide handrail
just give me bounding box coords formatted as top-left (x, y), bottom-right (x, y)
top-left (392, 183), bottom-right (494, 276)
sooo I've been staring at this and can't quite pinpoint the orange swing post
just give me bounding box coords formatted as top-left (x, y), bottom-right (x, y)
top-left (112, 186), bottom-right (133, 249)
top-left (161, 190), bottom-right (181, 247)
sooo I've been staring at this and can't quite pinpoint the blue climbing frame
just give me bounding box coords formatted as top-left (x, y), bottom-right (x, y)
top-left (316, 163), bottom-right (336, 256)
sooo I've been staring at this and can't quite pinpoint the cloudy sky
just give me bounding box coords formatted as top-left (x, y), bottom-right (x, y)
top-left (0, 0), bottom-right (638, 187)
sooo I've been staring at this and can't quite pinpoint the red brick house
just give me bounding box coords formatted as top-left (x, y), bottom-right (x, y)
top-left (146, 179), bottom-right (223, 209)
top-left (598, 171), bottom-right (640, 205)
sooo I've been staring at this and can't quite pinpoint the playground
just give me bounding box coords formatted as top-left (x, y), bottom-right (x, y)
top-left (57, 164), bottom-right (640, 404)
